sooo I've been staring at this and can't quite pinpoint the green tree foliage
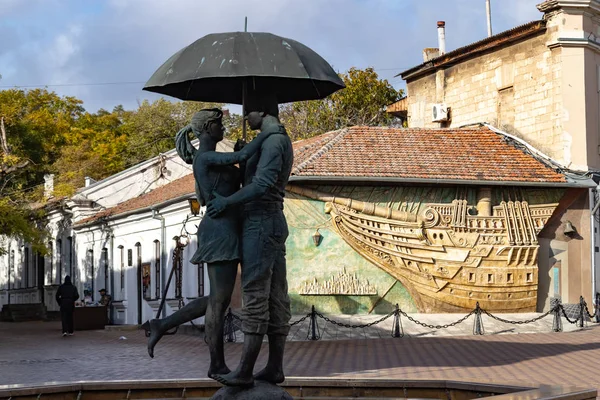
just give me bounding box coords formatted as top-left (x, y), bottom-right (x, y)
top-left (52, 107), bottom-right (131, 196)
top-left (0, 68), bottom-right (400, 249)
top-left (121, 98), bottom-right (224, 165)
top-left (0, 88), bottom-right (82, 252)
top-left (280, 67), bottom-right (404, 141)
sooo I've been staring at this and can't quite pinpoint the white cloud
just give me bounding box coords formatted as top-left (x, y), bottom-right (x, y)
top-left (0, 0), bottom-right (549, 112)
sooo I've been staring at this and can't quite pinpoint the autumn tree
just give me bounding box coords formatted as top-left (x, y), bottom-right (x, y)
top-left (0, 88), bottom-right (84, 253)
top-left (120, 98), bottom-right (229, 165)
top-left (52, 107), bottom-right (130, 196)
top-left (280, 67), bottom-right (404, 141)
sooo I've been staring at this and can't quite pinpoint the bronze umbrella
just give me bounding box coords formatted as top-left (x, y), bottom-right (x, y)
top-left (143, 31), bottom-right (345, 117)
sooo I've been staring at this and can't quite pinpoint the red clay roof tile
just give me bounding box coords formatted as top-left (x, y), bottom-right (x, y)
top-left (77, 125), bottom-right (566, 225)
top-left (291, 126), bottom-right (566, 183)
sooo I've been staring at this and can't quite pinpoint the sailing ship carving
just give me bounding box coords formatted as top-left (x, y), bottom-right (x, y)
top-left (287, 185), bottom-right (558, 313)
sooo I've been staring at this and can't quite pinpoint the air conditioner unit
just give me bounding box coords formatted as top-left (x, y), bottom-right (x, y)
top-left (432, 103), bottom-right (448, 122)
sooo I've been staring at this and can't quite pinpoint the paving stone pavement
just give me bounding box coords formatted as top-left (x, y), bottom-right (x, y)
top-left (0, 317), bottom-right (599, 397)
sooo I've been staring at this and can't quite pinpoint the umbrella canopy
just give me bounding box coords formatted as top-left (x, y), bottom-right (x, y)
top-left (143, 32), bottom-right (345, 104)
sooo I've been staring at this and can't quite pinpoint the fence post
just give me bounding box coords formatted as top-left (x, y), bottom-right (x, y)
top-left (552, 301), bottom-right (563, 332)
top-left (578, 296), bottom-right (585, 328)
top-left (224, 307), bottom-right (236, 343)
top-left (595, 292), bottom-right (600, 323)
top-left (307, 305), bottom-right (320, 341)
top-left (392, 303), bottom-right (404, 338)
top-left (473, 302), bottom-right (484, 335)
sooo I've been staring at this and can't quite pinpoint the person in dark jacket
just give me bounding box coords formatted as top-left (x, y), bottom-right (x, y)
top-left (55, 276), bottom-right (79, 336)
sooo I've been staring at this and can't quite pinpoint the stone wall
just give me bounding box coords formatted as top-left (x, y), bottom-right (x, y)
top-left (406, 25), bottom-right (570, 165)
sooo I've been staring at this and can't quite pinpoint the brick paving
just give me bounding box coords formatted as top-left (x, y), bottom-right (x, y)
top-left (0, 320), bottom-right (599, 396)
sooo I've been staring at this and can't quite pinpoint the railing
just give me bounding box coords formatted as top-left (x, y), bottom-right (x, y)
top-left (220, 293), bottom-right (600, 342)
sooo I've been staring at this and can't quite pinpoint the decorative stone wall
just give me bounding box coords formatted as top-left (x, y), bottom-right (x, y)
top-left (407, 25), bottom-right (567, 164)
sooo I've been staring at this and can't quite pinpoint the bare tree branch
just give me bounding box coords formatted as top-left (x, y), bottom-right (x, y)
top-left (0, 117), bottom-right (9, 154)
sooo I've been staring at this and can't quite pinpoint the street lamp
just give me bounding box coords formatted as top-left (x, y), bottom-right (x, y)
top-left (312, 229), bottom-right (323, 247)
top-left (188, 198), bottom-right (201, 216)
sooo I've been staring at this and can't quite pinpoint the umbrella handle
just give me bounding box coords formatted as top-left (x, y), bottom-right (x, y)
top-left (242, 80), bottom-right (247, 141)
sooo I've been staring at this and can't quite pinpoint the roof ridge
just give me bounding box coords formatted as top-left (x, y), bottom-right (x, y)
top-left (292, 128), bottom-right (350, 175)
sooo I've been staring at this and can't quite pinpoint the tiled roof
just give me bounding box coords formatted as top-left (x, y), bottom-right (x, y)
top-left (77, 125), bottom-right (570, 226)
top-left (291, 125), bottom-right (567, 183)
top-left (75, 174), bottom-right (195, 226)
top-left (399, 20), bottom-right (546, 80)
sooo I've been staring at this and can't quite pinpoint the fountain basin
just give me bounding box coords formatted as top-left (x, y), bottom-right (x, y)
top-left (0, 378), bottom-right (595, 399)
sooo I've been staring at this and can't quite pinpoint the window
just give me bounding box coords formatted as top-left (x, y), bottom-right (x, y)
top-left (87, 249), bottom-right (94, 300)
top-left (154, 240), bottom-right (161, 299)
top-left (118, 246), bottom-right (125, 293)
top-left (24, 247), bottom-right (29, 288)
top-left (9, 250), bottom-right (14, 290)
top-left (56, 239), bottom-right (62, 284)
top-left (174, 239), bottom-right (182, 299)
top-left (17, 247), bottom-right (22, 289)
top-left (102, 248), bottom-right (108, 294)
top-left (67, 237), bottom-right (73, 277)
top-left (48, 242), bottom-right (53, 285)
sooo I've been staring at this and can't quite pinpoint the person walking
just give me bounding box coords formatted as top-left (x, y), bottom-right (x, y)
top-left (55, 275), bottom-right (79, 337)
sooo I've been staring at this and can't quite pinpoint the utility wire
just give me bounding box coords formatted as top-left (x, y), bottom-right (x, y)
top-left (0, 67), bottom-right (414, 89)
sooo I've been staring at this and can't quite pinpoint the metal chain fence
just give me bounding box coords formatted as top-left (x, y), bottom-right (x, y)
top-left (149, 286), bottom-right (600, 343)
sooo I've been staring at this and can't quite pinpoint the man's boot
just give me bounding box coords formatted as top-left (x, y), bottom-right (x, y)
top-left (254, 334), bottom-right (286, 384)
top-left (214, 333), bottom-right (264, 387)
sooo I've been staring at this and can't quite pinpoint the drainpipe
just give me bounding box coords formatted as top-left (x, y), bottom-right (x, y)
top-left (109, 234), bottom-right (115, 324)
top-left (590, 188), bottom-right (599, 302)
top-left (151, 208), bottom-right (167, 318)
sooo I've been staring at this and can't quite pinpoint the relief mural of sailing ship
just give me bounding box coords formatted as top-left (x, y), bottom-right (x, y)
top-left (287, 185), bottom-right (559, 313)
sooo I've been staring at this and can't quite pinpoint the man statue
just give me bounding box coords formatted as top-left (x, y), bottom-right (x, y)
top-left (144, 109), bottom-right (280, 380)
top-left (207, 93), bottom-right (293, 387)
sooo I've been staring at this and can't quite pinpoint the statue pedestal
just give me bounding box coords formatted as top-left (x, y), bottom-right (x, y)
top-left (210, 381), bottom-right (292, 400)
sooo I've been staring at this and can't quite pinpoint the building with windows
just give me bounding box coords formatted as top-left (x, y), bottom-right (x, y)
top-left (0, 140), bottom-right (233, 324)
top-left (389, 0), bottom-right (600, 308)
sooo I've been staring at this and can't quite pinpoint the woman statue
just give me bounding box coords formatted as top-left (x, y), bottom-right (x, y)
top-left (146, 108), bottom-right (279, 379)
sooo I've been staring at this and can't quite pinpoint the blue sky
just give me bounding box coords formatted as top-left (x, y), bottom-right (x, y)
top-left (0, 0), bottom-right (542, 113)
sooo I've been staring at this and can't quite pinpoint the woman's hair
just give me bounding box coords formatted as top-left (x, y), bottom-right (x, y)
top-left (190, 108), bottom-right (223, 138)
top-left (176, 108), bottom-right (223, 164)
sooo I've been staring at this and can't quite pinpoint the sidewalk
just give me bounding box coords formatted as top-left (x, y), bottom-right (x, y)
top-left (0, 318), bottom-right (598, 397)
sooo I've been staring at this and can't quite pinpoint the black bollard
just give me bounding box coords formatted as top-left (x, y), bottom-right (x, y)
top-left (579, 296), bottom-right (585, 328)
top-left (392, 303), bottom-right (404, 338)
top-left (595, 293), bottom-right (600, 323)
top-left (552, 302), bottom-right (563, 332)
top-left (307, 305), bottom-right (321, 341)
top-left (473, 302), bottom-right (484, 335)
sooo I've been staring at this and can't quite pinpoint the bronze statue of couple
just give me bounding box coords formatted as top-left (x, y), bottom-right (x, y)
top-left (146, 93), bottom-right (293, 388)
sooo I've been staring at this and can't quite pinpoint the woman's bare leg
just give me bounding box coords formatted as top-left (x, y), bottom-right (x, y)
top-left (147, 296), bottom-right (208, 358)
top-left (205, 260), bottom-right (238, 378)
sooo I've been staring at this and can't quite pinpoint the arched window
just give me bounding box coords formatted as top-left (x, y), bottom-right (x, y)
top-left (118, 245), bottom-right (124, 295)
top-left (86, 249), bottom-right (94, 300)
top-left (9, 249), bottom-right (14, 290)
top-left (56, 239), bottom-right (62, 284)
top-left (17, 247), bottom-right (22, 289)
top-left (67, 237), bottom-right (73, 277)
top-left (24, 247), bottom-right (29, 288)
top-left (101, 248), bottom-right (108, 294)
top-left (48, 242), bottom-right (53, 285)
top-left (154, 240), bottom-right (160, 299)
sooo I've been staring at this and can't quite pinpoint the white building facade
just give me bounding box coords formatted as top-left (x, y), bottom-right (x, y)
top-left (0, 140), bottom-right (233, 325)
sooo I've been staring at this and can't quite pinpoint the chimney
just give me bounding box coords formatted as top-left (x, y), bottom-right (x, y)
top-left (84, 176), bottom-right (96, 187)
top-left (44, 174), bottom-right (54, 199)
top-left (486, 0), bottom-right (493, 37)
top-left (437, 21), bottom-right (446, 55)
top-left (423, 48), bottom-right (440, 62)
